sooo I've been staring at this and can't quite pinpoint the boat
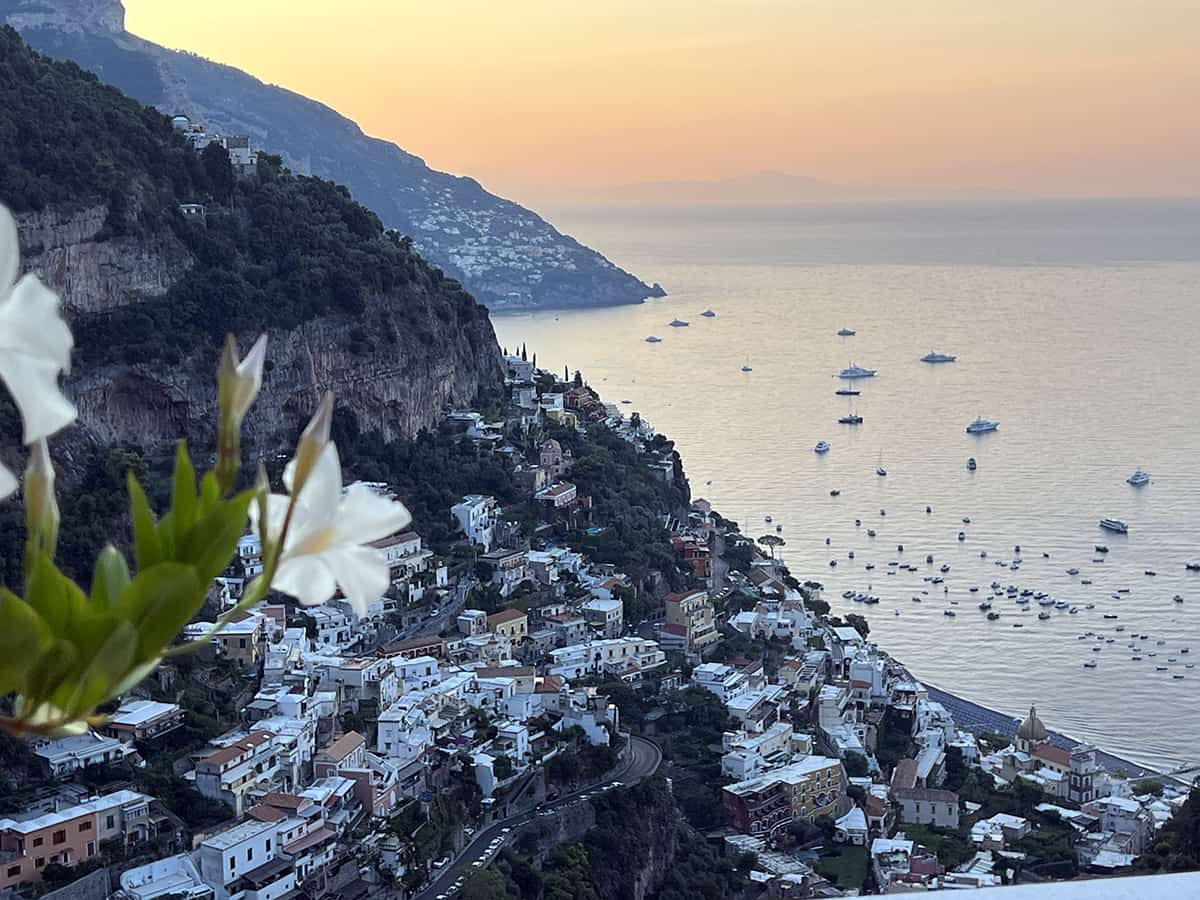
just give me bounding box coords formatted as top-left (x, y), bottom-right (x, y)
top-left (700, 309), bottom-right (716, 317)
top-left (1099, 518), bottom-right (1128, 534)
top-left (837, 327), bottom-right (856, 336)
top-left (1103, 613), bottom-right (1119, 619)
top-left (1095, 545), bottom-right (1109, 553)
top-left (620, 399), bottom-right (632, 405)
top-left (876, 451), bottom-right (887, 477)
top-left (1067, 568), bottom-right (1080, 576)
top-left (814, 441), bottom-right (831, 454)
top-left (1084, 660), bottom-right (1097, 669)
top-left (668, 318), bottom-right (689, 327)
top-left (1175, 595), bottom-right (1185, 603)
top-left (944, 610), bottom-right (956, 617)
top-left (962, 517), bottom-right (971, 524)
top-left (958, 531), bottom-right (966, 542)
top-left (1145, 570), bottom-right (1157, 576)
top-left (967, 457), bottom-right (977, 471)
top-left (838, 363), bottom-right (877, 379)
top-left (1127, 469), bottom-right (1150, 486)
top-left (776, 524), bottom-right (783, 532)
top-left (987, 611), bottom-right (1001, 620)
top-left (830, 489), bottom-right (841, 497)
top-left (835, 387), bottom-right (861, 396)
top-left (741, 363), bottom-right (753, 372)
top-left (1188, 563), bottom-right (1200, 572)
top-left (839, 414), bottom-right (864, 425)
top-left (966, 416), bottom-right (1000, 434)
top-left (940, 564), bottom-right (951, 573)
top-left (645, 335), bottom-right (662, 343)
top-left (920, 351), bottom-right (957, 363)
top-left (978, 599), bottom-right (993, 610)
top-left (867, 529), bottom-right (877, 537)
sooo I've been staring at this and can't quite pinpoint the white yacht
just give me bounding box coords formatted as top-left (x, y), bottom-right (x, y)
top-left (1099, 518), bottom-right (1129, 534)
top-left (965, 417), bottom-right (999, 434)
top-left (837, 327), bottom-right (856, 336)
top-left (645, 335), bottom-right (662, 343)
top-left (920, 351), bottom-right (957, 363)
top-left (1127, 469), bottom-right (1150, 486)
top-left (838, 363), bottom-right (877, 379)
top-left (814, 441), bottom-right (831, 454)
top-left (669, 318), bottom-right (689, 327)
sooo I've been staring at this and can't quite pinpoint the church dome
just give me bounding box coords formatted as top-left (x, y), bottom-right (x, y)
top-left (1017, 705), bottom-right (1048, 742)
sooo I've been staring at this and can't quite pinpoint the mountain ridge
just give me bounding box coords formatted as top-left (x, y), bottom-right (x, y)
top-left (1, 0), bottom-right (665, 309)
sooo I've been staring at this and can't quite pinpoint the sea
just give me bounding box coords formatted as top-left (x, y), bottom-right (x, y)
top-left (492, 200), bottom-right (1200, 773)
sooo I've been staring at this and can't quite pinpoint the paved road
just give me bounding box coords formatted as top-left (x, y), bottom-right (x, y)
top-left (412, 735), bottom-right (662, 900)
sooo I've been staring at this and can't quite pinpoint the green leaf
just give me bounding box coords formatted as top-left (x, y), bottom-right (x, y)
top-left (128, 472), bottom-right (162, 570)
top-left (0, 589), bottom-right (53, 696)
top-left (199, 471), bottom-right (220, 517)
top-left (25, 553), bottom-right (88, 640)
top-left (114, 562), bottom-right (206, 663)
top-left (53, 616), bottom-right (138, 718)
top-left (185, 491), bottom-right (254, 586)
top-left (171, 442), bottom-right (197, 550)
top-left (90, 545), bottom-right (131, 609)
top-left (24, 638), bottom-right (78, 706)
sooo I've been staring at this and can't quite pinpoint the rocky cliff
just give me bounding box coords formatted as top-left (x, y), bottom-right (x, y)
top-left (2, 0), bottom-right (665, 310)
top-left (1, 28), bottom-right (502, 470)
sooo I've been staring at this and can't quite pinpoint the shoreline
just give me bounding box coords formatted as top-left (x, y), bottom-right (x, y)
top-left (919, 681), bottom-right (1162, 780)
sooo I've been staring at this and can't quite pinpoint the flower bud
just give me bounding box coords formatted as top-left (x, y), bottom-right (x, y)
top-left (288, 391), bottom-right (333, 494)
top-left (215, 334), bottom-right (267, 495)
top-left (23, 439), bottom-right (59, 559)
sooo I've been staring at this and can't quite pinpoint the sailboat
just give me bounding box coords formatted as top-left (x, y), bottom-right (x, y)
top-left (876, 451), bottom-right (887, 477)
top-left (740, 358), bottom-right (753, 372)
top-left (838, 396), bottom-right (862, 425)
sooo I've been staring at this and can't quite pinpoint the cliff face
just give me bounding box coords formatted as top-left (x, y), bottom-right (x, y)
top-left (3, 0), bottom-right (665, 310)
top-left (18, 205), bottom-right (502, 456)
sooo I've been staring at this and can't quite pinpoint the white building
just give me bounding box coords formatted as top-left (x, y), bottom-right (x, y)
top-left (32, 732), bottom-right (134, 778)
top-left (451, 495), bottom-right (501, 550)
top-left (692, 662), bottom-right (749, 703)
top-left (582, 597), bottom-right (624, 638)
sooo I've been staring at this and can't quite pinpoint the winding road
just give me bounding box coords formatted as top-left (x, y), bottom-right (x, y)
top-left (412, 734), bottom-right (662, 899)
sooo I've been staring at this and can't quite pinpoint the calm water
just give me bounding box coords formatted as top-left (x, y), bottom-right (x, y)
top-left (493, 201), bottom-right (1200, 771)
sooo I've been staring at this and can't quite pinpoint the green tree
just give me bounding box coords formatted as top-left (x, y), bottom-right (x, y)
top-left (844, 612), bottom-right (870, 639)
top-left (843, 751), bottom-right (870, 778)
top-left (201, 141), bottom-right (235, 200)
top-left (492, 755), bottom-right (514, 780)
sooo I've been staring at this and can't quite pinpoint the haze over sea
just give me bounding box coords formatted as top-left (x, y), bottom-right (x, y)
top-left (494, 200), bottom-right (1200, 772)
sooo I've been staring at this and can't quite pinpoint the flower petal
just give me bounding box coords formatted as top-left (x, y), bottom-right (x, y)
top-left (334, 483), bottom-right (411, 545)
top-left (0, 275), bottom-right (74, 372)
top-left (0, 204), bottom-right (17, 292)
top-left (0, 349), bottom-right (76, 444)
top-left (323, 544), bottom-right (389, 618)
top-left (273, 554), bottom-right (338, 608)
top-left (0, 461), bottom-right (16, 501)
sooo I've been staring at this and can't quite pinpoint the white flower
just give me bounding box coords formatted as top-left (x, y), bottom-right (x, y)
top-left (0, 462), bottom-right (15, 502)
top-left (251, 441), bottom-right (411, 617)
top-left (0, 205), bottom-right (76, 448)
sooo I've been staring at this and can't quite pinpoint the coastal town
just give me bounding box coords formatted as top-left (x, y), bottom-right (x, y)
top-left (0, 349), bottom-right (1193, 900)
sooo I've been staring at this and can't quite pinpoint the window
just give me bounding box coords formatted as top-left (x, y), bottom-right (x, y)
top-left (265, 840), bottom-right (271, 852)
top-left (247, 848), bottom-right (254, 861)
top-left (230, 858), bottom-right (236, 870)
top-left (106, 816), bottom-right (115, 830)
top-left (79, 821), bottom-right (92, 832)
top-left (7, 866), bottom-right (21, 878)
top-left (35, 858), bottom-right (45, 869)
top-left (239, 638), bottom-right (247, 649)
top-left (86, 842), bottom-right (95, 857)
top-left (52, 830), bottom-right (66, 845)
top-left (32, 837), bottom-right (43, 848)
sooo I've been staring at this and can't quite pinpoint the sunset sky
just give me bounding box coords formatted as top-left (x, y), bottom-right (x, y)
top-left (124, 1), bottom-right (1200, 204)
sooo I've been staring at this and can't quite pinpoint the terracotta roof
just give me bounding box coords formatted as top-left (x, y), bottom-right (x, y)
top-left (260, 792), bottom-right (309, 811)
top-left (909, 857), bottom-right (944, 876)
top-left (487, 608), bottom-right (527, 625)
top-left (319, 731), bottom-right (365, 762)
top-left (658, 623), bottom-right (687, 636)
top-left (865, 795), bottom-right (888, 818)
top-left (247, 804), bottom-right (287, 823)
top-left (536, 675), bottom-right (564, 693)
top-left (1034, 742), bottom-right (1072, 766)
top-left (665, 590), bottom-right (707, 604)
top-left (891, 758), bottom-right (918, 790)
top-left (201, 731), bottom-right (272, 765)
top-left (894, 786), bottom-right (959, 804)
top-left (282, 826), bottom-right (336, 855)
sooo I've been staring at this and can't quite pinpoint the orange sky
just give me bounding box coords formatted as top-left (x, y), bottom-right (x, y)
top-left (124, 1), bottom-right (1200, 203)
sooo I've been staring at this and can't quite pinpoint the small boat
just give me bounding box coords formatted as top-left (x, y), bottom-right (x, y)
top-left (776, 524), bottom-right (783, 532)
top-left (962, 517), bottom-right (971, 524)
top-left (1100, 518), bottom-right (1128, 534)
top-left (876, 452), bottom-right (887, 478)
top-left (966, 417), bottom-right (1000, 434)
top-left (829, 560), bottom-right (837, 567)
top-left (668, 318), bottom-right (689, 327)
top-left (830, 489), bottom-right (841, 497)
top-left (987, 611), bottom-right (1000, 620)
top-left (880, 509), bottom-right (887, 516)
top-left (837, 327), bottom-right (856, 336)
top-left (1043, 552), bottom-right (1051, 558)
top-left (835, 388), bottom-right (861, 396)
top-left (865, 563), bottom-right (876, 570)
top-left (1187, 563), bottom-right (1200, 572)
top-left (1145, 570), bottom-right (1157, 576)
top-left (944, 609), bottom-right (956, 617)
top-left (856, 518), bottom-right (862, 526)
top-left (741, 363), bottom-right (753, 372)
top-left (1067, 568), bottom-right (1080, 576)
top-left (1174, 674), bottom-right (1185, 680)
top-left (966, 457), bottom-right (977, 471)
top-left (765, 515), bottom-right (773, 523)
top-left (1127, 469), bottom-right (1150, 486)
top-left (897, 545), bottom-right (904, 553)
top-left (867, 529), bottom-right (877, 537)
top-left (825, 537), bottom-right (831, 545)
top-left (620, 399), bottom-right (632, 405)
top-left (814, 441), bottom-right (831, 454)
top-left (839, 414), bottom-right (864, 425)
top-left (1084, 660), bottom-right (1097, 669)
top-left (920, 351), bottom-right (957, 363)
top-left (1095, 545), bottom-right (1109, 553)
top-left (978, 599), bottom-right (993, 610)
top-left (701, 309), bottom-right (716, 318)
top-left (1156, 665), bottom-right (1169, 672)
top-left (980, 551), bottom-right (988, 558)
top-left (838, 363), bottom-right (878, 379)
top-left (645, 335), bottom-right (663, 343)
top-left (926, 554), bottom-right (934, 564)
top-left (926, 505), bottom-right (932, 514)
top-left (1104, 613), bottom-right (1119, 619)
top-left (958, 532), bottom-right (966, 542)
top-left (1081, 579), bottom-right (1092, 585)
top-left (940, 564), bottom-right (951, 573)
top-left (1175, 595), bottom-right (1184, 603)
